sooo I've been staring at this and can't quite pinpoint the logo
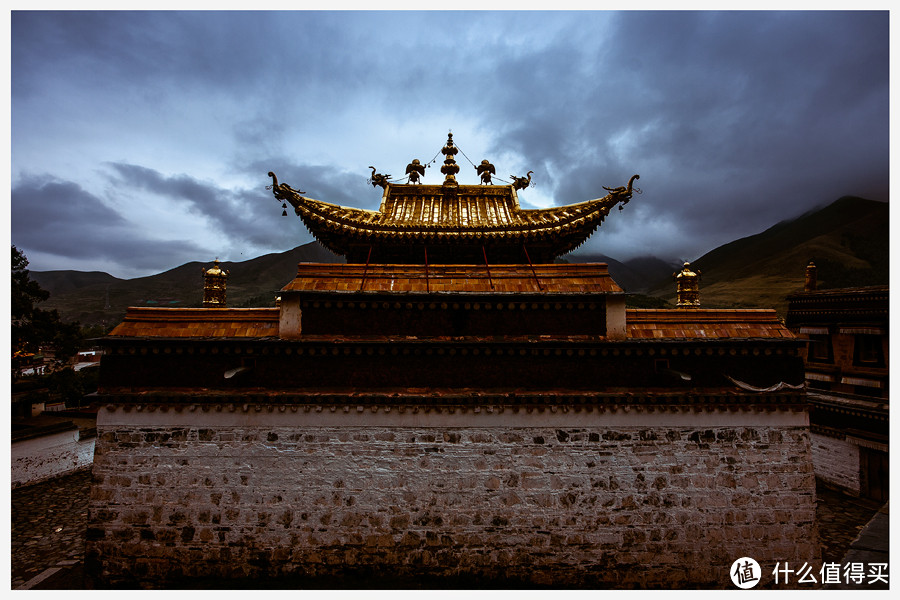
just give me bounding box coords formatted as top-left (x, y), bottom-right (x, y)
top-left (731, 557), bottom-right (761, 589)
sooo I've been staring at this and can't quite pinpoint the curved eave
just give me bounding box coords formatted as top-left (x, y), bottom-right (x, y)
top-left (289, 193), bottom-right (623, 247)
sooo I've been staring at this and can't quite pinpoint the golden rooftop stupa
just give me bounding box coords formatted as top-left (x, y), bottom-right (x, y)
top-left (268, 133), bottom-right (639, 264)
top-left (201, 258), bottom-right (228, 307)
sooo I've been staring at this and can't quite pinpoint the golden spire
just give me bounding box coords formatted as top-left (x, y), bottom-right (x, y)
top-left (674, 262), bottom-right (701, 308)
top-left (202, 259), bottom-right (229, 307)
top-left (440, 132), bottom-right (460, 186)
top-left (804, 261), bottom-right (817, 292)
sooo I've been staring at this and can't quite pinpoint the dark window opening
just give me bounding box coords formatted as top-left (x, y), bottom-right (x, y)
top-left (853, 335), bottom-right (885, 367)
top-left (860, 447), bottom-right (889, 502)
top-left (808, 334), bottom-right (832, 363)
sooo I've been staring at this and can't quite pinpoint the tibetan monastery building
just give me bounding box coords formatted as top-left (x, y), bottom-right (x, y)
top-left (87, 135), bottom-right (818, 588)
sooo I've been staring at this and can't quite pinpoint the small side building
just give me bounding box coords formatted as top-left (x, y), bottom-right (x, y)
top-left (785, 263), bottom-right (888, 501)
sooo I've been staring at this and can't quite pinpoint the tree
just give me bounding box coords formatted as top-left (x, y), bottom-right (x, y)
top-left (12, 245), bottom-right (48, 326)
top-left (11, 246), bottom-right (82, 370)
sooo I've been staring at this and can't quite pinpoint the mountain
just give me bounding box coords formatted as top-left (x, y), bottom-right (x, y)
top-left (31, 196), bottom-right (888, 326)
top-left (31, 270), bottom-right (123, 296)
top-left (32, 241), bottom-right (344, 327)
top-left (563, 252), bottom-right (679, 294)
top-left (646, 196), bottom-right (888, 313)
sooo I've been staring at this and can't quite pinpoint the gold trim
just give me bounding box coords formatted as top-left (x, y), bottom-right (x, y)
top-left (268, 172), bottom-right (638, 258)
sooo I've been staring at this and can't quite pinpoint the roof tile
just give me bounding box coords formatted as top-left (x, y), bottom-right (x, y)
top-left (282, 263), bottom-right (623, 295)
top-left (625, 308), bottom-right (794, 340)
top-left (108, 308), bottom-right (279, 339)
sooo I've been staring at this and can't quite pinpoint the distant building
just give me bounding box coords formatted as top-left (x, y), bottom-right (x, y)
top-left (74, 348), bottom-right (104, 372)
top-left (785, 262), bottom-right (888, 501)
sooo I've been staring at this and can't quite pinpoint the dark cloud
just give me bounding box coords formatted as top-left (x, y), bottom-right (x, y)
top-left (464, 11), bottom-right (889, 259)
top-left (255, 162), bottom-right (378, 210)
top-left (11, 175), bottom-right (207, 272)
top-left (11, 11), bottom-right (888, 274)
top-left (103, 160), bottom-right (381, 258)
top-left (13, 12), bottom-right (276, 100)
top-left (105, 163), bottom-right (303, 250)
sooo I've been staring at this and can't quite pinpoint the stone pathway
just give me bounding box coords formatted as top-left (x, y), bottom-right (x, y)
top-left (10, 469), bottom-right (91, 589)
top-left (814, 481), bottom-right (885, 564)
top-left (9, 472), bottom-right (887, 589)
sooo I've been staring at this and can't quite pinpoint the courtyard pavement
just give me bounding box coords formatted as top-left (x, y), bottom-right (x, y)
top-left (10, 469), bottom-right (889, 589)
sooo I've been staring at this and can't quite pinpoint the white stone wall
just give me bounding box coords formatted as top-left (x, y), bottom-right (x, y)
top-left (86, 405), bottom-right (819, 588)
top-left (810, 432), bottom-right (860, 494)
top-left (12, 428), bottom-right (95, 488)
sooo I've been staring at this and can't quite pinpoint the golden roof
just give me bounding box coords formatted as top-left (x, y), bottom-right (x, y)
top-left (268, 173), bottom-right (638, 263)
top-left (626, 309), bottom-right (795, 339)
top-left (280, 263), bottom-right (624, 295)
top-left (108, 308), bottom-right (279, 338)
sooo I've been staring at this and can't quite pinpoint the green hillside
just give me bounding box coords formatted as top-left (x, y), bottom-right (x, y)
top-left (648, 196), bottom-right (888, 313)
top-left (33, 242), bottom-right (343, 327)
top-left (564, 252), bottom-right (678, 295)
top-left (30, 196), bottom-right (888, 326)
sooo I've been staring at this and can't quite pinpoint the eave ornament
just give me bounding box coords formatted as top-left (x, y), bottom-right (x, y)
top-left (604, 174), bottom-right (641, 210)
top-left (405, 159), bottom-right (426, 184)
top-left (511, 171), bottom-right (534, 191)
top-left (266, 172), bottom-right (304, 216)
top-left (476, 160), bottom-right (496, 185)
top-left (368, 167), bottom-right (393, 189)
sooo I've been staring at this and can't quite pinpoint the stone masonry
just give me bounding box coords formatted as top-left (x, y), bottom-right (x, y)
top-left (86, 405), bottom-right (818, 588)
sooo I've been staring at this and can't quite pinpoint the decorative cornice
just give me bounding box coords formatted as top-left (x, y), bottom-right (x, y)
top-left (97, 389), bottom-right (808, 413)
top-left (98, 336), bottom-right (804, 355)
top-left (785, 287), bottom-right (888, 325)
top-left (808, 395), bottom-right (889, 421)
top-left (786, 286), bottom-right (888, 300)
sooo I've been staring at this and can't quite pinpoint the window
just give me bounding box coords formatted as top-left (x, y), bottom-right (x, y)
top-left (853, 335), bottom-right (885, 367)
top-left (807, 334), bottom-right (832, 363)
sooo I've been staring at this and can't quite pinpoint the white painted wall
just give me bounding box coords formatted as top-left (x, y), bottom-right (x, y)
top-left (11, 428), bottom-right (95, 488)
top-left (810, 432), bottom-right (860, 494)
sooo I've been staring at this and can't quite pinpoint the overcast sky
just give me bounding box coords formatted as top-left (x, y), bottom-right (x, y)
top-left (10, 10), bottom-right (890, 279)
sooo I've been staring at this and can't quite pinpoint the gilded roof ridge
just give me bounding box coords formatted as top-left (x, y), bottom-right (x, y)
top-left (273, 179), bottom-right (633, 234)
top-left (268, 157), bottom-right (639, 261)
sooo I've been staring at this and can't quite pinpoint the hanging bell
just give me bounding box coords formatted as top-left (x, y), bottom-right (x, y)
top-left (282, 202), bottom-right (288, 217)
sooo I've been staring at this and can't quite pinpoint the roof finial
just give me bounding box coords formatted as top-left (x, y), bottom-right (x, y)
top-left (440, 132), bottom-right (460, 186)
top-left (674, 262), bottom-right (701, 308)
top-left (805, 261), bottom-right (817, 292)
top-left (203, 258), bottom-right (229, 308)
